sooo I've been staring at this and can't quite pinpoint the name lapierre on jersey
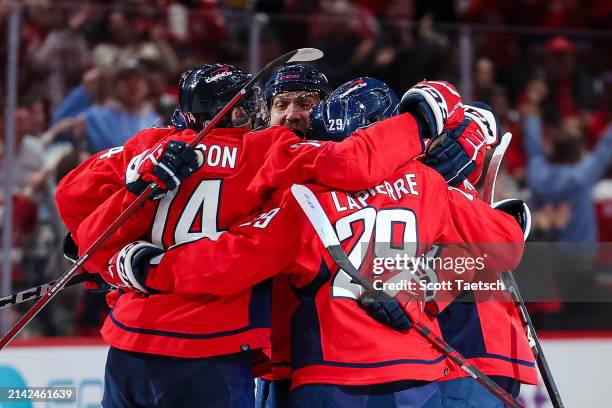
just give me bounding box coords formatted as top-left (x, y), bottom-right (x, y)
top-left (332, 173), bottom-right (420, 213)
top-left (100, 143), bottom-right (240, 170)
top-left (236, 173), bottom-right (476, 232)
top-left (236, 173), bottom-right (421, 232)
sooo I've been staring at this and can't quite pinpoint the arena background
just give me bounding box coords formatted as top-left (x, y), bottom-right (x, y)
top-left (0, 1), bottom-right (611, 407)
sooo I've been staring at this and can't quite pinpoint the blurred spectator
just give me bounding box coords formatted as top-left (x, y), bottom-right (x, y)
top-left (490, 86), bottom-right (526, 183)
top-left (527, 0), bottom-right (586, 29)
top-left (26, 1), bottom-right (91, 110)
top-left (522, 203), bottom-right (571, 328)
top-left (472, 57), bottom-right (495, 103)
top-left (51, 67), bottom-right (111, 126)
top-left (92, 7), bottom-right (178, 75)
top-left (185, 1), bottom-right (230, 61)
top-left (310, 0), bottom-right (379, 85)
top-left (0, 102), bottom-right (45, 192)
top-left (141, 60), bottom-right (177, 126)
top-left (55, 59), bottom-right (160, 153)
top-left (538, 36), bottom-right (595, 125)
top-left (523, 98), bottom-right (612, 242)
top-left (0, 194), bottom-right (38, 286)
top-left (529, 203), bottom-right (572, 242)
top-left (457, 0), bottom-right (519, 72)
top-left (0, 103), bottom-right (41, 286)
top-left (587, 72), bottom-right (612, 149)
top-left (368, 0), bottom-right (450, 91)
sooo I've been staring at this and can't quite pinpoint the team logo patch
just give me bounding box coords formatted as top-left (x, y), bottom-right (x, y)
top-left (279, 74), bottom-right (302, 81)
top-left (205, 66), bottom-right (232, 83)
top-left (339, 79), bottom-right (367, 98)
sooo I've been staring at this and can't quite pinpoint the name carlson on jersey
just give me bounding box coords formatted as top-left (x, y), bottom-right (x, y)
top-left (331, 173), bottom-right (420, 212)
top-left (195, 143), bottom-right (238, 169)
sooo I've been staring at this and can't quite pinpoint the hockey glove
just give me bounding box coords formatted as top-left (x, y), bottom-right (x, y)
top-left (424, 103), bottom-right (500, 186)
top-left (492, 199), bottom-right (532, 241)
top-left (107, 241), bottom-right (164, 294)
top-left (126, 140), bottom-right (204, 200)
top-left (399, 80), bottom-right (464, 140)
top-left (359, 290), bottom-right (412, 332)
top-left (464, 102), bottom-right (501, 147)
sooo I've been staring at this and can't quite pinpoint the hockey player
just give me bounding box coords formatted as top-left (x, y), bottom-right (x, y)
top-left (257, 76), bottom-right (399, 408)
top-left (264, 64), bottom-right (331, 136)
top-left (55, 64), bottom-right (467, 407)
top-left (256, 63), bottom-right (331, 408)
top-left (257, 76), bottom-right (497, 408)
top-left (109, 81), bottom-right (534, 407)
top-left (105, 79), bottom-right (526, 407)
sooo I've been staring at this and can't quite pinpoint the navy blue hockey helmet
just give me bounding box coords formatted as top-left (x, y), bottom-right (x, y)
top-left (178, 64), bottom-right (259, 130)
top-left (264, 64), bottom-right (331, 109)
top-left (307, 77), bottom-right (399, 142)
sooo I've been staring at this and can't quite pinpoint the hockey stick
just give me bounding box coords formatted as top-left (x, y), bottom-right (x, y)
top-left (481, 132), bottom-right (512, 205)
top-left (291, 184), bottom-right (523, 408)
top-left (0, 273), bottom-right (103, 310)
top-left (0, 48), bottom-right (324, 351)
top-left (483, 133), bottom-right (564, 408)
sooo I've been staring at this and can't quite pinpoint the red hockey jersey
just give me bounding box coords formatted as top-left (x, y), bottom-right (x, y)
top-left (55, 114), bottom-right (425, 359)
top-left (262, 191), bottom-right (539, 385)
top-left (145, 161), bottom-right (526, 387)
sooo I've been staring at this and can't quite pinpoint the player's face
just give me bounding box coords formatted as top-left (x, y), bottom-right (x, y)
top-left (269, 91), bottom-right (320, 136)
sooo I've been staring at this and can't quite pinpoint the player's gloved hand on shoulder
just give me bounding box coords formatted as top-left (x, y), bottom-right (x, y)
top-left (126, 140), bottom-right (204, 200)
top-left (399, 80), bottom-right (464, 141)
top-left (424, 119), bottom-right (484, 186)
top-left (359, 290), bottom-right (412, 332)
top-left (424, 102), bottom-right (500, 186)
top-left (106, 241), bottom-right (164, 294)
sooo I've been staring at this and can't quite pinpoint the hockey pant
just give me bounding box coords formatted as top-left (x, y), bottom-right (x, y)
top-left (437, 376), bottom-right (521, 408)
top-left (256, 378), bottom-right (291, 408)
top-left (289, 380), bottom-right (443, 408)
top-left (102, 347), bottom-right (254, 408)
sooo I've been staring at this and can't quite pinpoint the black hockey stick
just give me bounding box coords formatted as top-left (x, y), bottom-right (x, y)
top-left (0, 235), bottom-right (108, 310)
top-left (0, 273), bottom-right (105, 310)
top-left (291, 184), bottom-right (523, 408)
top-left (483, 133), bottom-right (564, 407)
top-left (0, 48), bottom-right (324, 351)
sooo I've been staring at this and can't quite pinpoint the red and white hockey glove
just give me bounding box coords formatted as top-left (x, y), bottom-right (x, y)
top-left (464, 102), bottom-right (500, 147)
top-left (399, 80), bottom-right (464, 140)
top-left (126, 140), bottom-right (204, 200)
top-left (106, 241), bottom-right (164, 294)
top-left (424, 102), bottom-right (500, 186)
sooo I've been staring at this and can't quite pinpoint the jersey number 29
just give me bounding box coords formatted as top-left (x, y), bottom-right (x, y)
top-left (332, 207), bottom-right (418, 300)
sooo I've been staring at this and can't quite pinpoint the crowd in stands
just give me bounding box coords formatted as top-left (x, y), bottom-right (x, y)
top-left (0, 0), bottom-right (611, 337)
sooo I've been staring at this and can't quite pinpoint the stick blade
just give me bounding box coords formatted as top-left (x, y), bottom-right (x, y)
top-left (288, 48), bottom-right (324, 63)
top-left (482, 132), bottom-right (512, 205)
top-left (291, 184), bottom-right (340, 248)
